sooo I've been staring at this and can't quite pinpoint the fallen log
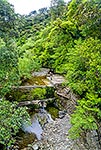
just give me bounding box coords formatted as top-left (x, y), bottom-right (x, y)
top-left (55, 91), bottom-right (77, 104)
top-left (56, 91), bottom-right (70, 99)
top-left (12, 85), bottom-right (54, 90)
top-left (18, 98), bottom-right (55, 107)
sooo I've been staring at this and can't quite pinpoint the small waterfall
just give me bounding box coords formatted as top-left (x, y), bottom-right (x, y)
top-left (22, 108), bottom-right (53, 140)
top-left (22, 116), bottom-right (43, 140)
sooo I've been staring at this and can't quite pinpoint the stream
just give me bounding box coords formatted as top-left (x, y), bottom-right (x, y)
top-left (6, 68), bottom-right (100, 150)
top-left (14, 106), bottom-right (59, 149)
top-left (8, 68), bottom-right (64, 149)
top-left (22, 108), bottom-right (53, 140)
top-left (6, 68), bottom-right (80, 150)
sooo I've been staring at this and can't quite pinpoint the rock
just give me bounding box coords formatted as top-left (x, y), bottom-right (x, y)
top-left (23, 112), bottom-right (100, 150)
top-left (21, 148), bottom-right (32, 150)
top-left (32, 114), bottom-right (74, 150)
top-left (47, 74), bottom-right (65, 85)
top-left (58, 110), bottom-right (67, 119)
top-left (32, 68), bottom-right (50, 77)
top-left (64, 87), bottom-right (70, 94)
top-left (32, 144), bottom-right (39, 150)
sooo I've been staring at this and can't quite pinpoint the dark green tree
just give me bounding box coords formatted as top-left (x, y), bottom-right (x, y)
top-left (0, 0), bottom-right (17, 39)
top-left (0, 99), bottom-right (30, 148)
top-left (0, 38), bottom-right (19, 96)
top-left (50, 0), bottom-right (66, 21)
top-left (67, 0), bottom-right (101, 38)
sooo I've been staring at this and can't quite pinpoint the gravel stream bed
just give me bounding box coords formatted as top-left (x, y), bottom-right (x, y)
top-left (31, 114), bottom-right (75, 150)
top-left (21, 113), bottom-right (100, 150)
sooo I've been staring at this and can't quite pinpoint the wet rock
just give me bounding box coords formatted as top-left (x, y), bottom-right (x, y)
top-left (32, 144), bottom-right (39, 150)
top-left (58, 110), bottom-right (67, 119)
top-left (31, 111), bottom-right (101, 150)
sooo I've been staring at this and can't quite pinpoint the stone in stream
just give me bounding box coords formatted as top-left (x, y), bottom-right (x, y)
top-left (58, 110), bottom-right (67, 119)
top-left (47, 74), bottom-right (65, 85)
top-left (32, 144), bottom-right (39, 150)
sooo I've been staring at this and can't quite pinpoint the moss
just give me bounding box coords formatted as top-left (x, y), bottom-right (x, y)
top-left (30, 88), bottom-right (46, 100)
top-left (6, 88), bottom-right (46, 102)
top-left (6, 89), bottom-right (32, 102)
top-left (46, 87), bottom-right (55, 98)
top-left (46, 107), bottom-right (59, 119)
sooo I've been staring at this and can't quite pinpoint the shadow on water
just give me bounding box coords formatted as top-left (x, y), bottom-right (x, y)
top-left (15, 131), bottom-right (36, 149)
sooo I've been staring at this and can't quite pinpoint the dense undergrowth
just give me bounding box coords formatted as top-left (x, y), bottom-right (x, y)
top-left (0, 0), bottom-right (101, 148)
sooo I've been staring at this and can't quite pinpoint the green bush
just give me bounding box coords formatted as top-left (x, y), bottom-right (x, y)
top-left (66, 38), bottom-right (101, 96)
top-left (67, 38), bottom-right (101, 139)
top-left (18, 38), bottom-right (41, 79)
top-left (18, 56), bottom-right (41, 79)
top-left (30, 88), bottom-right (46, 100)
top-left (69, 93), bottom-right (101, 139)
top-left (0, 99), bottom-right (31, 147)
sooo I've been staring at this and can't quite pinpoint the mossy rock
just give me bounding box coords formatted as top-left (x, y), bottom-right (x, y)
top-left (46, 107), bottom-right (59, 119)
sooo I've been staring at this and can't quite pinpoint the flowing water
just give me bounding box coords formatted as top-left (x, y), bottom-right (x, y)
top-left (15, 108), bottom-right (55, 149)
top-left (8, 69), bottom-right (62, 149)
top-left (22, 108), bottom-right (53, 141)
top-left (22, 116), bottom-right (43, 140)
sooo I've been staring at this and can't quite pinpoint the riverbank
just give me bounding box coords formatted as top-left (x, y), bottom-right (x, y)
top-left (21, 112), bottom-right (100, 150)
top-left (35, 114), bottom-right (74, 150)
top-left (7, 68), bottom-right (100, 150)
top-left (22, 113), bottom-right (74, 150)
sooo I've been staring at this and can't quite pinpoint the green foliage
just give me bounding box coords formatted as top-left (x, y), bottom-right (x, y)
top-left (0, 99), bottom-right (31, 147)
top-left (30, 88), bottom-right (46, 100)
top-left (69, 93), bottom-right (101, 139)
top-left (67, 0), bottom-right (101, 38)
top-left (67, 0), bottom-right (83, 21)
top-left (0, 0), bottom-right (18, 39)
top-left (0, 38), bottom-right (19, 96)
top-left (18, 38), bottom-right (41, 79)
top-left (66, 38), bottom-right (101, 95)
top-left (18, 56), bottom-right (40, 79)
top-left (35, 18), bottom-right (77, 71)
top-left (0, 0), bottom-right (101, 143)
top-left (50, 0), bottom-right (66, 21)
top-left (66, 0), bottom-right (101, 140)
